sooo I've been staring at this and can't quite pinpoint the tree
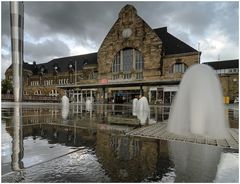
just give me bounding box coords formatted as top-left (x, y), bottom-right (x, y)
top-left (1, 79), bottom-right (13, 94)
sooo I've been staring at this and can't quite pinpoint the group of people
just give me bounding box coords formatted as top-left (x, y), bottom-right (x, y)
top-left (132, 94), bottom-right (151, 126)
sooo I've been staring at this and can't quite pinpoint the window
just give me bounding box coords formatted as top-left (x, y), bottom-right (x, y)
top-left (112, 52), bottom-right (121, 73)
top-left (49, 89), bottom-right (59, 97)
top-left (89, 72), bottom-right (98, 80)
top-left (122, 49), bottom-right (132, 72)
top-left (135, 50), bottom-right (143, 71)
top-left (34, 90), bottom-right (42, 95)
top-left (172, 63), bottom-right (187, 73)
top-left (136, 72), bottom-right (143, 80)
top-left (112, 48), bottom-right (144, 80)
top-left (31, 81), bottom-right (39, 86)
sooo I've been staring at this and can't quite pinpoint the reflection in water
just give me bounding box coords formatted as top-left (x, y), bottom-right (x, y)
top-left (2, 103), bottom-right (239, 182)
top-left (214, 153), bottom-right (239, 182)
top-left (61, 95), bottom-right (70, 120)
top-left (61, 104), bottom-right (69, 121)
top-left (12, 103), bottom-right (24, 171)
top-left (168, 141), bottom-right (222, 182)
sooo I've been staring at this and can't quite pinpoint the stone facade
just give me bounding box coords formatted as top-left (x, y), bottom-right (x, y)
top-left (162, 53), bottom-right (199, 80)
top-left (98, 5), bottom-right (163, 81)
top-left (6, 4), bottom-right (237, 104)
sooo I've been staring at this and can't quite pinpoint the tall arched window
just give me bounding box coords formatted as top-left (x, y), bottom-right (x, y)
top-left (112, 48), bottom-right (143, 80)
top-left (135, 50), bottom-right (143, 79)
top-left (122, 49), bottom-right (132, 73)
top-left (112, 52), bottom-right (121, 73)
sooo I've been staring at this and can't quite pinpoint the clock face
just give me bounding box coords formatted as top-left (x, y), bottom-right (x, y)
top-left (122, 28), bottom-right (132, 38)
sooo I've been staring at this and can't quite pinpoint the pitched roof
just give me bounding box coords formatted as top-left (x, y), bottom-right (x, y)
top-left (202, 59), bottom-right (239, 70)
top-left (33, 52), bottom-right (98, 75)
top-left (5, 61), bottom-right (35, 72)
top-left (154, 27), bottom-right (198, 55)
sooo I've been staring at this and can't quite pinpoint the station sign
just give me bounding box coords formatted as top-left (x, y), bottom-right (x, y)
top-left (100, 78), bottom-right (108, 84)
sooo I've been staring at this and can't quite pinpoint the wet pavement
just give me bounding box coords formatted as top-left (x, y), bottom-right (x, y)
top-left (1, 102), bottom-right (239, 182)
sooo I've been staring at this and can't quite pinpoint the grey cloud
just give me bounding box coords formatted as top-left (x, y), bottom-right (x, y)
top-left (1, 1), bottom-right (238, 72)
top-left (24, 38), bottom-right (71, 63)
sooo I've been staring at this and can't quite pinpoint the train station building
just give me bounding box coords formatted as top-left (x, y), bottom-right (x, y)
top-left (5, 5), bottom-right (238, 104)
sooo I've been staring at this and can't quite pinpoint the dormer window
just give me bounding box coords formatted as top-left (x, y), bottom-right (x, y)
top-left (68, 63), bottom-right (75, 73)
top-left (171, 61), bottom-right (187, 73)
top-left (53, 64), bottom-right (59, 75)
top-left (39, 66), bottom-right (46, 76)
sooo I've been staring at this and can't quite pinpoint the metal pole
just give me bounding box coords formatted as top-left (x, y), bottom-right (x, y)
top-left (75, 60), bottom-right (77, 84)
top-left (198, 42), bottom-right (200, 64)
top-left (10, 2), bottom-right (24, 102)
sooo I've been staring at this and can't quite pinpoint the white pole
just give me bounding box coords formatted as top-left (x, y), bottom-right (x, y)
top-left (75, 60), bottom-right (77, 85)
top-left (198, 42), bottom-right (200, 64)
top-left (10, 2), bottom-right (24, 102)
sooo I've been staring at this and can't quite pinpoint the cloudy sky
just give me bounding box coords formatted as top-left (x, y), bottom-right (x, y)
top-left (1, 1), bottom-right (239, 79)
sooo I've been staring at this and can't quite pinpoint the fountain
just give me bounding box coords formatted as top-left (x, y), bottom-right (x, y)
top-left (61, 95), bottom-right (69, 120)
top-left (132, 96), bottom-right (139, 116)
top-left (86, 97), bottom-right (93, 112)
top-left (167, 64), bottom-right (230, 139)
top-left (137, 95), bottom-right (150, 125)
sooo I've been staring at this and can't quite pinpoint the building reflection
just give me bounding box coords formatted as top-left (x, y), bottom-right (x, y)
top-left (4, 108), bottom-right (174, 182)
top-left (3, 104), bottom-right (234, 182)
top-left (95, 128), bottom-right (172, 182)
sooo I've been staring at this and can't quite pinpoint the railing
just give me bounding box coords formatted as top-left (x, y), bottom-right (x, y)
top-left (2, 94), bottom-right (61, 103)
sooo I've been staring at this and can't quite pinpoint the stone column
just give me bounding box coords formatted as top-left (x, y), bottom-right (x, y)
top-left (10, 2), bottom-right (24, 102)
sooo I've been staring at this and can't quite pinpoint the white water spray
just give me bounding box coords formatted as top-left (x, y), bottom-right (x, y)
top-left (167, 64), bottom-right (230, 139)
top-left (61, 95), bottom-right (69, 120)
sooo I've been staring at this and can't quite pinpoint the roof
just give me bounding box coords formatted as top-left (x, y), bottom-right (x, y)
top-left (37, 52), bottom-right (98, 73)
top-left (202, 59), bottom-right (239, 70)
top-left (154, 27), bottom-right (198, 55)
top-left (6, 61), bottom-right (35, 72)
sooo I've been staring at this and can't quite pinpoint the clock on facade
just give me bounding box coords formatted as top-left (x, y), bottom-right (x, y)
top-left (122, 28), bottom-right (132, 38)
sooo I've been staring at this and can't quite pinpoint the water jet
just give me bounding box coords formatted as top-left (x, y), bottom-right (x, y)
top-left (167, 64), bottom-right (230, 139)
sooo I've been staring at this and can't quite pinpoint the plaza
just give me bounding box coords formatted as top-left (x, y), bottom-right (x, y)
top-left (1, 2), bottom-right (239, 183)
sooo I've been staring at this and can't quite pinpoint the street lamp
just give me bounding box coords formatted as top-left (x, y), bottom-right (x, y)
top-left (75, 60), bottom-right (77, 85)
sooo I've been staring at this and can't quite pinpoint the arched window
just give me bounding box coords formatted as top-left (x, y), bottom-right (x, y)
top-left (49, 89), bottom-right (59, 97)
top-left (135, 50), bottom-right (143, 71)
top-left (34, 90), bottom-right (42, 95)
top-left (122, 49), bottom-right (133, 73)
top-left (112, 52), bottom-right (121, 73)
top-left (172, 62), bottom-right (187, 73)
top-left (112, 48), bottom-right (143, 80)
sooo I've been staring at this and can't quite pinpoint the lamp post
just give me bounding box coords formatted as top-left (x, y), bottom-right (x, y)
top-left (198, 42), bottom-right (200, 64)
top-left (75, 60), bottom-right (77, 85)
